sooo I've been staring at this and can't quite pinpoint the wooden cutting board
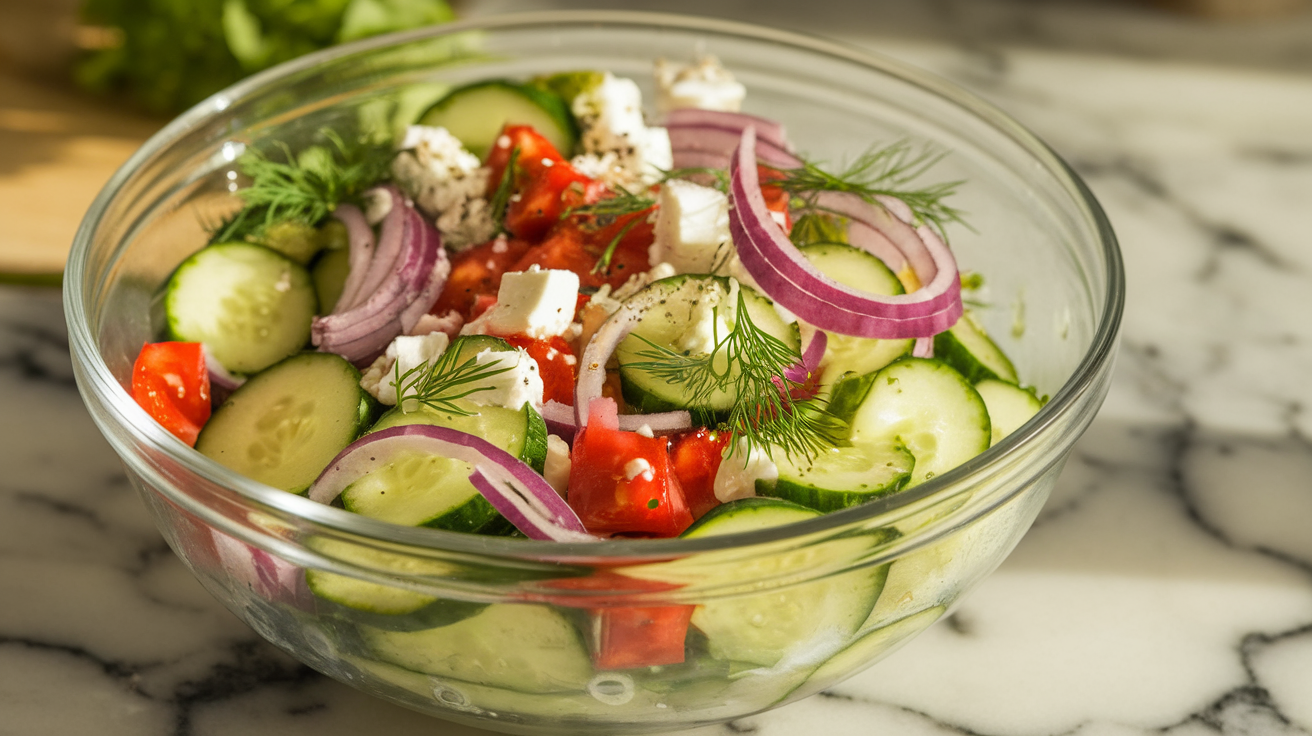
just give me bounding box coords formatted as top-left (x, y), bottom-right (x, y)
top-left (0, 60), bottom-right (158, 283)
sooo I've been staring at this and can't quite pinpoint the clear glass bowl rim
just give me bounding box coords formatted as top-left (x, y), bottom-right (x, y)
top-left (64, 9), bottom-right (1125, 561)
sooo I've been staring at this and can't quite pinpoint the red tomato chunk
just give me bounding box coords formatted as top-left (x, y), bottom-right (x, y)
top-left (131, 341), bottom-right (211, 446)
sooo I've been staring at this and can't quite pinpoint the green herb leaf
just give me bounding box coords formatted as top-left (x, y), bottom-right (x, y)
top-left (487, 144), bottom-right (521, 233)
top-left (777, 140), bottom-right (968, 240)
top-left (211, 129), bottom-right (394, 244)
top-left (392, 347), bottom-right (515, 416)
top-left (625, 286), bottom-right (841, 463)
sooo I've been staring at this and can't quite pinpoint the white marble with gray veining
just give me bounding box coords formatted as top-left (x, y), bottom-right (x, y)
top-left (5, 3), bottom-right (1312, 734)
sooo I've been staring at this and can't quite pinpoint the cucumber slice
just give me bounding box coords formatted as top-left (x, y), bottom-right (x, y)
top-left (362, 603), bottom-right (594, 694)
top-left (530, 70), bottom-right (605, 106)
top-left (616, 276), bottom-right (800, 420)
top-left (796, 605), bottom-right (945, 697)
top-left (341, 399), bottom-right (547, 532)
top-left (800, 243), bottom-right (912, 384)
top-left (761, 440), bottom-right (914, 512)
top-left (305, 536), bottom-right (485, 624)
top-left (196, 352), bottom-right (373, 493)
top-left (933, 310), bottom-right (1018, 384)
top-left (848, 358), bottom-right (990, 486)
top-left (162, 242), bottom-right (316, 375)
top-left (418, 80), bottom-right (578, 159)
top-left (682, 498), bottom-right (881, 668)
top-left (311, 245), bottom-right (351, 314)
top-left (975, 378), bottom-right (1043, 446)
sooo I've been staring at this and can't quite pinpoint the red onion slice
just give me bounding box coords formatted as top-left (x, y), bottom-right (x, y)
top-left (312, 197), bottom-right (449, 365)
top-left (331, 203), bottom-right (376, 314)
top-left (542, 399), bottom-right (693, 443)
top-left (664, 109), bottom-right (792, 151)
top-left (728, 127), bottom-right (962, 339)
top-left (344, 186), bottom-right (405, 312)
top-left (308, 424), bottom-right (598, 543)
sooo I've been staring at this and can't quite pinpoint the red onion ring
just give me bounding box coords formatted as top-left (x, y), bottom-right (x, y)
top-left (728, 127), bottom-right (962, 339)
top-left (344, 186), bottom-right (405, 313)
top-left (307, 424), bottom-right (598, 543)
top-left (330, 203), bottom-right (375, 313)
top-left (311, 197), bottom-right (449, 365)
top-left (542, 399), bottom-right (694, 443)
top-left (664, 109), bottom-right (793, 151)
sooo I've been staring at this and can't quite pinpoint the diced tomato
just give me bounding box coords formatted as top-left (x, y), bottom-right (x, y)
top-left (569, 399), bottom-right (693, 537)
top-left (513, 209), bottom-right (654, 290)
top-left (758, 164), bottom-right (793, 233)
top-left (668, 428), bottom-right (731, 520)
top-left (131, 341), bottom-right (211, 446)
top-left (485, 125), bottom-right (602, 242)
top-left (501, 334), bottom-right (577, 405)
top-left (429, 236), bottom-right (532, 319)
top-left (536, 571), bottom-right (694, 670)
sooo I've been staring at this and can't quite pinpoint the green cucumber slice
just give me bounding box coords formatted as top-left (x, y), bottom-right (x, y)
top-left (418, 80), bottom-right (578, 159)
top-left (800, 243), bottom-right (912, 384)
top-left (196, 352), bottom-right (373, 493)
top-left (362, 603), bottom-right (594, 694)
top-left (340, 399), bottom-right (547, 532)
top-left (310, 245), bottom-right (351, 314)
top-left (305, 536), bottom-right (484, 624)
top-left (616, 276), bottom-right (800, 420)
top-left (761, 440), bottom-right (914, 512)
top-left (162, 242), bottom-right (316, 375)
top-left (975, 378), bottom-right (1043, 446)
top-left (848, 358), bottom-right (990, 486)
top-left (682, 498), bottom-right (881, 668)
top-left (933, 310), bottom-right (1019, 384)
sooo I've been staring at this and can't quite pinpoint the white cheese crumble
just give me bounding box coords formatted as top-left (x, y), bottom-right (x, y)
top-left (391, 125), bottom-right (496, 250)
top-left (570, 73), bottom-right (672, 190)
top-left (713, 439), bottom-right (778, 503)
top-left (676, 278), bottom-right (739, 356)
top-left (651, 179), bottom-right (735, 275)
top-left (466, 347), bottom-right (545, 411)
top-left (624, 457), bottom-right (654, 482)
top-left (360, 331), bottom-right (451, 406)
top-left (463, 265), bottom-right (581, 339)
top-left (543, 435), bottom-right (572, 497)
top-left (653, 56), bottom-right (746, 113)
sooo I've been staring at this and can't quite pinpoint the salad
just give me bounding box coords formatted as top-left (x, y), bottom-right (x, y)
top-left (130, 56), bottom-right (1043, 699)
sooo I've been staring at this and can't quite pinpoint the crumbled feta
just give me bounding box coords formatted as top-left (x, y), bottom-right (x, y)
top-left (651, 179), bottom-right (735, 275)
top-left (570, 73), bottom-right (672, 190)
top-left (713, 439), bottom-right (778, 503)
top-left (624, 457), bottom-right (654, 482)
top-left (466, 348), bottom-right (545, 411)
top-left (653, 56), bottom-right (746, 113)
top-left (463, 266), bottom-right (581, 339)
top-left (391, 125), bottom-right (496, 250)
top-left (543, 435), bottom-right (572, 497)
top-left (407, 309), bottom-right (464, 339)
top-left (676, 278), bottom-right (738, 356)
top-left (360, 331), bottom-right (451, 405)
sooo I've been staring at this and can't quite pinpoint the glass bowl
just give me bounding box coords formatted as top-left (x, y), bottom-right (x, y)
top-left (65, 11), bottom-right (1123, 735)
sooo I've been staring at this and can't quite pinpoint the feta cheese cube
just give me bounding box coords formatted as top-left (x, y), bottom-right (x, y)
top-left (391, 125), bottom-right (495, 250)
top-left (543, 435), bottom-right (572, 497)
top-left (360, 331), bottom-right (451, 405)
top-left (466, 347), bottom-right (545, 411)
top-left (653, 56), bottom-right (746, 113)
top-left (651, 179), bottom-right (734, 274)
top-left (713, 439), bottom-right (778, 503)
top-left (464, 266), bottom-right (581, 339)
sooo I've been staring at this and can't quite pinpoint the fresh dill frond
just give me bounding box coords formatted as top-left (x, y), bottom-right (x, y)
top-left (659, 166), bottom-right (731, 192)
top-left (488, 144), bottom-right (521, 233)
top-left (626, 287), bottom-right (840, 463)
top-left (392, 348), bottom-right (514, 416)
top-left (211, 129), bottom-right (394, 244)
top-left (564, 185), bottom-right (655, 224)
top-left (777, 140), bottom-right (968, 240)
top-left (591, 216), bottom-right (644, 275)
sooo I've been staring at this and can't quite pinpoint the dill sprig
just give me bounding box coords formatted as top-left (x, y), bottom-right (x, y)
top-left (211, 129), bottom-right (394, 244)
top-left (777, 140), bottom-right (967, 239)
top-left (563, 185), bottom-right (655, 223)
top-left (488, 144), bottom-right (521, 233)
top-left (392, 347), bottom-right (514, 416)
top-left (659, 166), bottom-right (731, 192)
top-left (626, 286), bottom-right (840, 463)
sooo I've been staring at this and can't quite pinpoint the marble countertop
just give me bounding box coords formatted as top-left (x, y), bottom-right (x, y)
top-left (6, 3), bottom-right (1312, 734)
